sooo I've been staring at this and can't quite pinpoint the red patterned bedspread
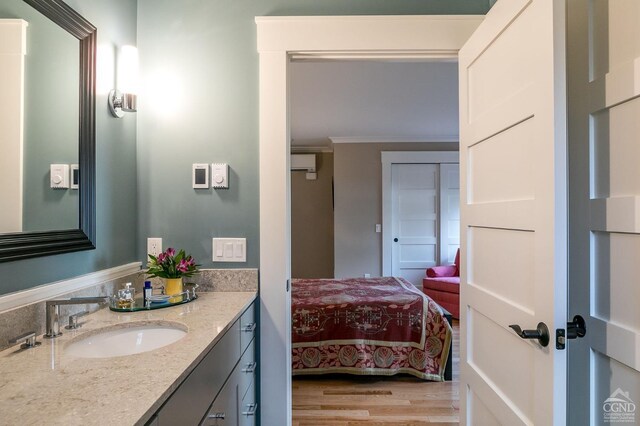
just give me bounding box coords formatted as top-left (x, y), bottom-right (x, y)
top-left (292, 277), bottom-right (452, 381)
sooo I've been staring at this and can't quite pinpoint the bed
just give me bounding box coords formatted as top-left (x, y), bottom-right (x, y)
top-left (291, 276), bottom-right (452, 381)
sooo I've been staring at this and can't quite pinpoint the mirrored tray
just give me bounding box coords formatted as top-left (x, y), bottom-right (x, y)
top-left (109, 283), bottom-right (198, 312)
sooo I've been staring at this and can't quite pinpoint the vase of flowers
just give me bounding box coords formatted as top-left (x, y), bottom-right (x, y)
top-left (146, 248), bottom-right (200, 303)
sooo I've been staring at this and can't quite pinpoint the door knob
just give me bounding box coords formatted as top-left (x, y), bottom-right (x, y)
top-left (393, 238), bottom-right (398, 242)
top-left (508, 322), bottom-right (550, 347)
top-left (566, 315), bottom-right (586, 339)
top-left (557, 315), bottom-right (587, 349)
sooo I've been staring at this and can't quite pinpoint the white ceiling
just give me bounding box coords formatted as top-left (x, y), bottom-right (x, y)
top-left (290, 60), bottom-right (459, 149)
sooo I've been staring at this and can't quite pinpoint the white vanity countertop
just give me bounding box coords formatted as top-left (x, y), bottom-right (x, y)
top-left (0, 291), bottom-right (256, 426)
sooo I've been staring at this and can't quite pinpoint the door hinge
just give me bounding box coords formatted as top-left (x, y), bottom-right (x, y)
top-left (286, 279), bottom-right (290, 292)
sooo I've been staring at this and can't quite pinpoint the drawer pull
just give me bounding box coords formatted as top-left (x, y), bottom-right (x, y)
top-left (208, 412), bottom-right (225, 419)
top-left (242, 361), bottom-right (257, 373)
top-left (242, 323), bottom-right (256, 332)
top-left (242, 403), bottom-right (258, 416)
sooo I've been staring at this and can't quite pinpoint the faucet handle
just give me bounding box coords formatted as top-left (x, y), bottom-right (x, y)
top-left (10, 331), bottom-right (41, 349)
top-left (66, 310), bottom-right (89, 329)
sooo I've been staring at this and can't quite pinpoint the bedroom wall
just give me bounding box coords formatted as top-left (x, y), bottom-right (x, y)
top-left (333, 142), bottom-right (458, 279)
top-left (291, 153), bottom-right (334, 279)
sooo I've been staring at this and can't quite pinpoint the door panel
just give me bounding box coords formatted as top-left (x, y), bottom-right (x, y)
top-left (468, 119), bottom-right (535, 204)
top-left (468, 309), bottom-right (535, 419)
top-left (568, 1), bottom-right (640, 424)
top-left (469, 227), bottom-right (535, 313)
top-left (459, 0), bottom-right (567, 424)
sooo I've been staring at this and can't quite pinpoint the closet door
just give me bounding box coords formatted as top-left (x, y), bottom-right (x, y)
top-left (439, 163), bottom-right (460, 264)
top-left (391, 163), bottom-right (439, 287)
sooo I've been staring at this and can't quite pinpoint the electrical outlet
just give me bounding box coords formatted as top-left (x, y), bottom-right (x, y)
top-left (147, 238), bottom-right (162, 257)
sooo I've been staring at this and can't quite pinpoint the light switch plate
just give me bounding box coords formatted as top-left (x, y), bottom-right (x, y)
top-left (212, 238), bottom-right (246, 262)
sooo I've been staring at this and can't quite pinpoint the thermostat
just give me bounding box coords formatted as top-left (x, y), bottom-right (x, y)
top-left (50, 164), bottom-right (69, 189)
top-left (70, 164), bottom-right (79, 190)
top-left (211, 163), bottom-right (228, 189)
top-left (192, 163), bottom-right (209, 189)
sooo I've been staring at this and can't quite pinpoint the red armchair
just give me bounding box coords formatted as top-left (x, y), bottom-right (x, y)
top-left (423, 249), bottom-right (460, 319)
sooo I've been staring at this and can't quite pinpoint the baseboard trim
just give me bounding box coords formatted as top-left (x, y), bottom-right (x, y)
top-left (0, 262), bottom-right (142, 314)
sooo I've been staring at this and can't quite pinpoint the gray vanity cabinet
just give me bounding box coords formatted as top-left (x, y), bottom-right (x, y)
top-left (150, 301), bottom-right (257, 426)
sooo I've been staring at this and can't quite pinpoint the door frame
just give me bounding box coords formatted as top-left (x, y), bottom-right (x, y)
top-left (381, 151), bottom-right (459, 276)
top-left (256, 15), bottom-right (484, 426)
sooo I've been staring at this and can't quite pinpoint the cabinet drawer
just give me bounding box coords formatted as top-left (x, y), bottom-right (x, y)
top-left (156, 320), bottom-right (240, 426)
top-left (239, 303), bottom-right (256, 353)
top-left (201, 372), bottom-right (238, 426)
top-left (238, 339), bottom-right (256, 401)
top-left (238, 380), bottom-right (257, 426)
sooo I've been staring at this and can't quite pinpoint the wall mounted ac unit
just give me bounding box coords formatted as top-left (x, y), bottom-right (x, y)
top-left (291, 154), bottom-right (316, 172)
top-left (290, 154), bottom-right (317, 180)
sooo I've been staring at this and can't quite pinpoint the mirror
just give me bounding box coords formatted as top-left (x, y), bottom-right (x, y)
top-left (0, 0), bottom-right (96, 262)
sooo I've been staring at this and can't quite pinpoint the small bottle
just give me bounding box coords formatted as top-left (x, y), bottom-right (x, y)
top-left (143, 281), bottom-right (153, 307)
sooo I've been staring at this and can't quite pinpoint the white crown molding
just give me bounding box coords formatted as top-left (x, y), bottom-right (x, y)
top-left (0, 262), bottom-right (142, 314)
top-left (329, 136), bottom-right (459, 144)
top-left (290, 145), bottom-right (334, 153)
top-left (290, 51), bottom-right (460, 61)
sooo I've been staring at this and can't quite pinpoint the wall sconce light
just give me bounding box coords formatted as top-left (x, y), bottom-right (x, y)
top-left (108, 45), bottom-right (138, 118)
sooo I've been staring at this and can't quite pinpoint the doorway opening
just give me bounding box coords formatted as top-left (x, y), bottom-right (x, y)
top-left (289, 58), bottom-right (461, 423)
top-left (256, 15), bottom-right (483, 426)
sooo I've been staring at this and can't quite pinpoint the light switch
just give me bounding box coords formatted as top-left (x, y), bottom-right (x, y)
top-left (234, 241), bottom-right (243, 258)
top-left (50, 164), bottom-right (69, 189)
top-left (224, 242), bottom-right (233, 258)
top-left (212, 238), bottom-right (246, 262)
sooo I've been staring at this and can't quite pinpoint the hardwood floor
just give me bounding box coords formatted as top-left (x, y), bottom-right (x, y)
top-left (292, 320), bottom-right (460, 425)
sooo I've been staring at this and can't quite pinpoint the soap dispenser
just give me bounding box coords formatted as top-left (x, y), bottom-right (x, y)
top-left (117, 282), bottom-right (136, 309)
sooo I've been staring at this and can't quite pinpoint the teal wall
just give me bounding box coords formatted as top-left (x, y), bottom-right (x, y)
top-left (0, 0), bottom-right (489, 295)
top-left (0, 0), bottom-right (138, 295)
top-left (136, 0), bottom-right (491, 269)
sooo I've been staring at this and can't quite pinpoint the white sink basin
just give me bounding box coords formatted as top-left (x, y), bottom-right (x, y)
top-left (65, 322), bottom-right (187, 358)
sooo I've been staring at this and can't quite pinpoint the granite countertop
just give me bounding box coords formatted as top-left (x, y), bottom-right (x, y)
top-left (0, 291), bottom-right (256, 426)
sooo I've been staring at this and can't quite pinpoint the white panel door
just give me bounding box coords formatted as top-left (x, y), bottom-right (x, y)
top-left (567, 1), bottom-right (640, 425)
top-left (439, 163), bottom-right (460, 264)
top-left (391, 163), bottom-right (438, 287)
top-left (459, 1), bottom-right (567, 425)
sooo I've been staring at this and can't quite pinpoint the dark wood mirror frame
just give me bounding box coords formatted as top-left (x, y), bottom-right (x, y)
top-left (0, 0), bottom-right (96, 263)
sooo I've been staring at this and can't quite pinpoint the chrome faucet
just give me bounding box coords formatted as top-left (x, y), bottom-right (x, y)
top-left (45, 296), bottom-right (108, 338)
